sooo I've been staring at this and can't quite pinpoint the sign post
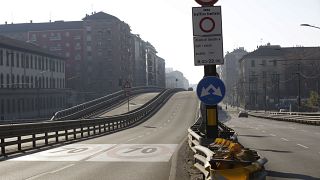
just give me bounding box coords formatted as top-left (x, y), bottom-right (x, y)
top-left (123, 81), bottom-right (131, 112)
top-left (193, 0), bottom-right (223, 140)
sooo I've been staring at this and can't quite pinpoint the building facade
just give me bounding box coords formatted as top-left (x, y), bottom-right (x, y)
top-left (238, 44), bottom-right (320, 111)
top-left (222, 47), bottom-right (248, 105)
top-left (0, 35), bottom-right (66, 120)
top-left (0, 12), bottom-right (166, 102)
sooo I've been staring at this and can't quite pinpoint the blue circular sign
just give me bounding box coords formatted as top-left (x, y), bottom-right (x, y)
top-left (196, 76), bottom-right (226, 105)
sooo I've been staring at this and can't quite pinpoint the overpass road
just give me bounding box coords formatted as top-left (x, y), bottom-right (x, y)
top-left (0, 91), bottom-right (198, 180)
top-left (225, 109), bottom-right (320, 180)
top-left (99, 92), bottom-right (159, 117)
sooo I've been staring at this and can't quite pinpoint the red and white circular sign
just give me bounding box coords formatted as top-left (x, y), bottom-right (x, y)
top-left (199, 17), bottom-right (215, 33)
top-left (195, 0), bottom-right (218, 6)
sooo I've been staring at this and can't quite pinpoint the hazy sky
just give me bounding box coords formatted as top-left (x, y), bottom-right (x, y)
top-left (0, 0), bottom-right (319, 84)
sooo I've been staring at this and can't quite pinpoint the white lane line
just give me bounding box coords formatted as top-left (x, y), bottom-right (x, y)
top-left (270, 134), bottom-right (276, 137)
top-left (127, 138), bottom-right (137, 142)
top-left (300, 130), bottom-right (307, 132)
top-left (289, 127), bottom-right (296, 130)
top-left (50, 164), bottom-right (75, 173)
top-left (281, 138), bottom-right (289, 141)
top-left (138, 135), bottom-right (143, 138)
top-left (262, 131), bottom-right (266, 133)
top-left (26, 164), bottom-right (75, 180)
top-left (297, 144), bottom-right (309, 149)
top-left (167, 120), bottom-right (170, 122)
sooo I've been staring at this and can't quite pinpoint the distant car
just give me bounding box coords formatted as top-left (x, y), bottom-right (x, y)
top-left (279, 109), bottom-right (289, 112)
top-left (187, 87), bottom-right (193, 91)
top-left (238, 111), bottom-right (248, 118)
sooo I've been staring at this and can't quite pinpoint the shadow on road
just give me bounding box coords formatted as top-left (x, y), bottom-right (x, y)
top-left (256, 149), bottom-right (293, 153)
top-left (266, 170), bottom-right (320, 180)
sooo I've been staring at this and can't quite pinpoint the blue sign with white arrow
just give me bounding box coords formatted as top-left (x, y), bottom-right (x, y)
top-left (196, 76), bottom-right (226, 105)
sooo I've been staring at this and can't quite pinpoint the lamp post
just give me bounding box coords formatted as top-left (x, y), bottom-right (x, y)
top-left (301, 24), bottom-right (320, 30)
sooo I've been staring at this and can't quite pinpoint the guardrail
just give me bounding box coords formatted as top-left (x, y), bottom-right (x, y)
top-left (0, 88), bottom-right (182, 157)
top-left (187, 106), bottom-right (267, 179)
top-left (248, 111), bottom-right (320, 126)
top-left (51, 86), bottom-right (164, 121)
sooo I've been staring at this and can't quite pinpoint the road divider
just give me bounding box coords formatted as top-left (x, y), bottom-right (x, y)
top-left (188, 105), bottom-right (267, 179)
top-left (248, 111), bottom-right (320, 126)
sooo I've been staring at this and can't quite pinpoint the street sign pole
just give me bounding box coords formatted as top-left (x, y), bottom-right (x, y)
top-left (193, 0), bottom-right (222, 140)
top-left (204, 66), bottom-right (218, 139)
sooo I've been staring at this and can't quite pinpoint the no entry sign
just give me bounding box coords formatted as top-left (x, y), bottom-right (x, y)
top-left (195, 0), bottom-right (218, 6)
top-left (192, 6), bottom-right (222, 36)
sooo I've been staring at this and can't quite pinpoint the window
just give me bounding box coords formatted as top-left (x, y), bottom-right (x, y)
top-left (11, 74), bottom-right (14, 88)
top-left (35, 56), bottom-right (38, 69)
top-left (6, 51), bottom-right (9, 66)
top-left (11, 52), bottom-right (14, 67)
top-left (251, 60), bottom-right (255, 67)
top-left (21, 54), bottom-right (25, 68)
top-left (16, 53), bottom-right (20, 67)
top-left (41, 57), bottom-right (44, 70)
top-left (31, 76), bottom-right (33, 88)
top-left (273, 60), bottom-right (277, 66)
top-left (26, 55), bottom-right (29, 68)
top-left (0, 74), bottom-right (3, 88)
top-left (6, 74), bottom-right (9, 88)
top-left (30, 34), bottom-right (37, 41)
top-left (17, 75), bottom-right (20, 88)
top-left (0, 49), bottom-right (3, 65)
top-left (30, 55), bottom-right (33, 69)
top-left (46, 58), bottom-right (48, 70)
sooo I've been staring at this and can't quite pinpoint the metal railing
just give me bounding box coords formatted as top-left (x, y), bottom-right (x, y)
top-left (0, 88), bottom-right (182, 157)
top-left (51, 86), bottom-right (164, 121)
top-left (248, 111), bottom-right (320, 126)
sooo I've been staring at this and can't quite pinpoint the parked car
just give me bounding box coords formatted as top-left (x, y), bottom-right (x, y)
top-left (238, 111), bottom-right (248, 118)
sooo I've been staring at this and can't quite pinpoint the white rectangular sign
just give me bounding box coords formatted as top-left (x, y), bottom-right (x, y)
top-left (193, 36), bottom-right (224, 66)
top-left (192, 6), bottom-right (222, 36)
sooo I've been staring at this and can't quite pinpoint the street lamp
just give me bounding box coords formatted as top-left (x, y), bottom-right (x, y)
top-left (300, 24), bottom-right (320, 30)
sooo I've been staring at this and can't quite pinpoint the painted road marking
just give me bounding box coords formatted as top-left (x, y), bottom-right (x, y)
top-left (127, 138), bottom-right (137, 142)
top-left (270, 134), bottom-right (276, 137)
top-left (262, 131), bottom-right (266, 133)
top-left (10, 144), bottom-right (113, 161)
top-left (10, 144), bottom-right (177, 162)
top-left (25, 164), bottom-right (75, 180)
top-left (297, 144), bottom-right (309, 149)
top-left (87, 144), bottom-right (177, 162)
top-left (300, 130), bottom-right (307, 132)
top-left (281, 138), bottom-right (289, 141)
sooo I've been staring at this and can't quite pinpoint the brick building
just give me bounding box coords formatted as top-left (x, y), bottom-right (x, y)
top-left (0, 12), bottom-right (166, 102)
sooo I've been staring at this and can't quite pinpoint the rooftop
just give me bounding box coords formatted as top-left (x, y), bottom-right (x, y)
top-left (0, 35), bottom-right (65, 59)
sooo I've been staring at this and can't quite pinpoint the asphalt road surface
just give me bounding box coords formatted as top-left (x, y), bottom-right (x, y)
top-left (0, 91), bottom-right (198, 180)
top-left (99, 92), bottom-right (159, 117)
top-left (224, 108), bottom-right (320, 180)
